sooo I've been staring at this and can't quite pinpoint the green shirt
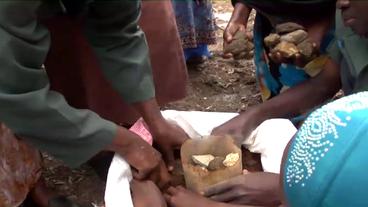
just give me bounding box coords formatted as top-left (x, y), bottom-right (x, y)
top-left (328, 12), bottom-right (368, 94)
top-left (0, 1), bottom-right (155, 167)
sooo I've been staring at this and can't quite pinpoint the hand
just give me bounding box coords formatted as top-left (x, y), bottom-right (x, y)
top-left (108, 127), bottom-right (171, 188)
top-left (133, 98), bottom-right (189, 171)
top-left (268, 42), bottom-right (318, 68)
top-left (223, 21), bottom-right (247, 58)
top-left (211, 108), bottom-right (260, 145)
top-left (151, 121), bottom-right (189, 171)
top-left (270, 19), bottom-right (330, 67)
top-left (131, 180), bottom-right (167, 207)
top-left (203, 173), bottom-right (281, 206)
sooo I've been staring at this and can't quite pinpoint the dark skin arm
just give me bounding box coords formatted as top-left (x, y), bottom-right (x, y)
top-left (223, 3), bottom-right (253, 57)
top-left (204, 172), bottom-right (281, 206)
top-left (212, 59), bottom-right (341, 145)
top-left (133, 98), bottom-right (189, 170)
top-left (107, 126), bottom-right (171, 189)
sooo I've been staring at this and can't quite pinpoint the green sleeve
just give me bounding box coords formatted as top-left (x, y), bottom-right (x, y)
top-left (84, 0), bottom-right (155, 104)
top-left (327, 39), bottom-right (342, 64)
top-left (0, 1), bottom-right (116, 168)
top-left (354, 66), bottom-right (368, 93)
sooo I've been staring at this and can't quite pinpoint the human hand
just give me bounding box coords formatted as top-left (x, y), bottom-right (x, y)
top-left (269, 20), bottom-right (330, 67)
top-left (203, 172), bottom-right (281, 206)
top-left (223, 21), bottom-right (247, 58)
top-left (108, 127), bottom-right (171, 188)
top-left (151, 121), bottom-right (189, 171)
top-left (211, 108), bottom-right (259, 145)
top-left (131, 180), bottom-right (167, 207)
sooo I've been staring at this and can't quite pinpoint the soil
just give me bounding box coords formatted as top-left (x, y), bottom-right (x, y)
top-left (42, 2), bottom-right (261, 206)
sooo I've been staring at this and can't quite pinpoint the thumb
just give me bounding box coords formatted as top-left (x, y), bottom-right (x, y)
top-left (132, 168), bottom-right (150, 180)
top-left (226, 34), bottom-right (233, 43)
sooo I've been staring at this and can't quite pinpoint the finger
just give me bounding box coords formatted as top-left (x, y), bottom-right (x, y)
top-left (222, 52), bottom-right (233, 59)
top-left (167, 186), bottom-right (179, 196)
top-left (294, 53), bottom-right (304, 67)
top-left (209, 189), bottom-right (239, 202)
top-left (203, 180), bottom-right (236, 197)
top-left (163, 193), bottom-right (172, 203)
top-left (226, 34), bottom-right (233, 43)
top-left (157, 162), bottom-right (171, 190)
top-left (312, 42), bottom-right (320, 55)
top-left (132, 168), bottom-right (150, 180)
top-left (162, 148), bottom-right (175, 171)
top-left (275, 52), bottom-right (283, 63)
top-left (242, 169), bottom-right (249, 174)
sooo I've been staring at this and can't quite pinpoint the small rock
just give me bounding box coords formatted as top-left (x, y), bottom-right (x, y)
top-left (280, 29), bottom-right (308, 44)
top-left (264, 33), bottom-right (280, 48)
top-left (297, 38), bottom-right (314, 60)
top-left (208, 157), bottom-right (226, 171)
top-left (192, 154), bottom-right (215, 168)
top-left (274, 41), bottom-right (299, 58)
top-left (276, 22), bottom-right (305, 34)
top-left (223, 153), bottom-right (240, 167)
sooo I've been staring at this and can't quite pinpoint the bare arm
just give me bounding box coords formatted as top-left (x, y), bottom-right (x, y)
top-left (212, 58), bottom-right (341, 144)
top-left (224, 3), bottom-right (252, 44)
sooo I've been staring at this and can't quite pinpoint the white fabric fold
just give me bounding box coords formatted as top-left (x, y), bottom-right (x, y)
top-left (104, 111), bottom-right (296, 206)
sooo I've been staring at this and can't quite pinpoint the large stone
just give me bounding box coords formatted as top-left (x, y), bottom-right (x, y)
top-left (274, 41), bottom-right (299, 58)
top-left (224, 30), bottom-right (253, 56)
top-left (223, 153), bottom-right (240, 167)
top-left (192, 154), bottom-right (215, 168)
top-left (264, 33), bottom-right (281, 48)
top-left (276, 22), bottom-right (305, 34)
top-left (280, 29), bottom-right (308, 44)
top-left (297, 38), bottom-right (314, 60)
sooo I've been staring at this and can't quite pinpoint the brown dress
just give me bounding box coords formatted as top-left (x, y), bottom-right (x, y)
top-left (44, 0), bottom-right (188, 125)
top-left (0, 123), bottom-right (42, 207)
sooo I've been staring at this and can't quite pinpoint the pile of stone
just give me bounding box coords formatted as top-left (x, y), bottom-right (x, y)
top-left (264, 22), bottom-right (317, 63)
top-left (191, 152), bottom-right (240, 171)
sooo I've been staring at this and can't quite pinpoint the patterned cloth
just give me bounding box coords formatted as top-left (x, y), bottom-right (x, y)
top-left (284, 92), bottom-right (368, 207)
top-left (253, 14), bottom-right (335, 102)
top-left (0, 123), bottom-right (42, 207)
top-left (172, 0), bottom-right (216, 49)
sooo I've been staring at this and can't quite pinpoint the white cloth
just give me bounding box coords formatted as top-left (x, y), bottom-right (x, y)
top-left (104, 110), bottom-right (296, 207)
top-left (243, 119), bottom-right (297, 173)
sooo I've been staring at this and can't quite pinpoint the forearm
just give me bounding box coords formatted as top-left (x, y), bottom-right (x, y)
top-left (230, 3), bottom-right (252, 26)
top-left (251, 59), bottom-right (341, 125)
top-left (0, 1), bottom-right (117, 167)
top-left (133, 98), bottom-right (166, 135)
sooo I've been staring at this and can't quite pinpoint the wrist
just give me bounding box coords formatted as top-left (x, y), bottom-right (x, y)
top-left (230, 3), bottom-right (251, 25)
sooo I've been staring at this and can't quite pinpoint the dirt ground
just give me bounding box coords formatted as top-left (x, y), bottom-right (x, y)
top-left (42, 2), bottom-right (261, 206)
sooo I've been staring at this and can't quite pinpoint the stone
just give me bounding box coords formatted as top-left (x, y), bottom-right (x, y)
top-left (208, 156), bottom-right (226, 171)
top-left (223, 153), bottom-right (240, 167)
top-left (276, 22), bottom-right (305, 34)
top-left (224, 30), bottom-right (253, 57)
top-left (297, 38), bottom-right (314, 60)
top-left (280, 29), bottom-right (308, 44)
top-left (274, 41), bottom-right (299, 58)
top-left (192, 154), bottom-right (215, 168)
top-left (264, 33), bottom-right (280, 48)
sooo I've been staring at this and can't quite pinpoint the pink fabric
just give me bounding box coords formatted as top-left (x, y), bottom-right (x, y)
top-left (129, 119), bottom-right (153, 145)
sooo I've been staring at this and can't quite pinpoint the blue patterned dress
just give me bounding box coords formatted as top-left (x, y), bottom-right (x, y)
top-left (172, 0), bottom-right (216, 60)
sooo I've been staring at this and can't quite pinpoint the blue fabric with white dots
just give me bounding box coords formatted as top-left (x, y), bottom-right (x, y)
top-left (284, 92), bottom-right (368, 207)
